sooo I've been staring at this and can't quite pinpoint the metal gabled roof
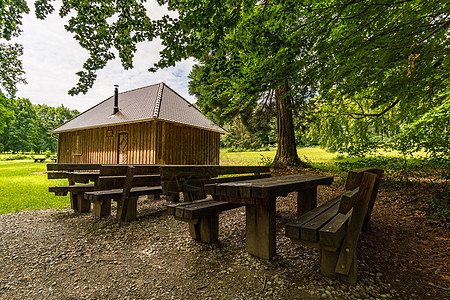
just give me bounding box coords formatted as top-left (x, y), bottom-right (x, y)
top-left (51, 82), bottom-right (227, 134)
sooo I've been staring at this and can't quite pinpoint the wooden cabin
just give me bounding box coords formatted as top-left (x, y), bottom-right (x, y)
top-left (51, 83), bottom-right (227, 164)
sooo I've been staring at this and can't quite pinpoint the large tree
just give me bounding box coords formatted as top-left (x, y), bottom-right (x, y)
top-left (1, 0), bottom-right (449, 160)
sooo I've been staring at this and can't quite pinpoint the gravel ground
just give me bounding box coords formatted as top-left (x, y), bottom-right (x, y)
top-left (0, 184), bottom-right (448, 299)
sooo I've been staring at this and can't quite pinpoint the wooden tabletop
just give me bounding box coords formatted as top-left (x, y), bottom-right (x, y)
top-left (205, 174), bottom-right (333, 199)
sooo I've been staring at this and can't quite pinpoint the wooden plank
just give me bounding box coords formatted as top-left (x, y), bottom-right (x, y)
top-left (49, 184), bottom-right (94, 193)
top-left (301, 202), bottom-right (340, 242)
top-left (100, 164), bottom-right (162, 175)
top-left (211, 174), bottom-right (329, 198)
top-left (335, 172), bottom-right (376, 276)
top-left (319, 209), bottom-right (352, 249)
top-left (167, 199), bottom-right (213, 216)
top-left (175, 199), bottom-right (215, 219)
top-left (47, 172), bottom-right (69, 179)
top-left (285, 196), bottom-right (341, 240)
top-left (118, 166), bottom-right (135, 220)
top-left (85, 186), bottom-right (163, 201)
top-left (183, 201), bottom-right (242, 219)
top-left (363, 169), bottom-right (384, 232)
top-left (97, 174), bottom-right (161, 189)
top-left (159, 165), bottom-right (270, 179)
top-left (47, 164), bottom-right (101, 171)
top-left (162, 174), bottom-right (271, 194)
top-left (68, 172), bottom-right (100, 183)
top-left (338, 187), bottom-right (359, 214)
top-left (344, 168), bottom-right (378, 190)
top-left (251, 175), bottom-right (333, 198)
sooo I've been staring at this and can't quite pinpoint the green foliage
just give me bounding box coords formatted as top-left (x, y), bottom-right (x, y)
top-left (1, 97), bottom-right (79, 153)
top-left (308, 0), bottom-right (450, 158)
top-left (1, 0), bottom-right (448, 163)
top-left (392, 98), bottom-right (450, 159)
top-left (221, 117), bottom-right (263, 150)
top-left (0, 0), bottom-right (28, 97)
top-left (426, 188), bottom-right (449, 228)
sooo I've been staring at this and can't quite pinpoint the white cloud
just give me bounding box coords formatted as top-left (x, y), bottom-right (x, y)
top-left (13, 1), bottom-right (196, 112)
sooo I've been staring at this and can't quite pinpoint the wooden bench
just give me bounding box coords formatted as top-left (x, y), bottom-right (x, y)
top-left (47, 164), bottom-right (102, 213)
top-left (285, 168), bottom-right (383, 284)
top-left (167, 199), bottom-right (243, 242)
top-left (34, 158), bottom-right (46, 163)
top-left (160, 165), bottom-right (271, 201)
top-left (84, 165), bottom-right (163, 221)
top-left (164, 165), bottom-right (271, 242)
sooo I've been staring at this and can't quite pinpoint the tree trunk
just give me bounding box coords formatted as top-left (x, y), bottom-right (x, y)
top-left (273, 82), bottom-right (306, 167)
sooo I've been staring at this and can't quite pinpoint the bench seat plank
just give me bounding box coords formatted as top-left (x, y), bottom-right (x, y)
top-left (49, 184), bottom-right (95, 196)
top-left (85, 186), bottom-right (162, 202)
top-left (181, 201), bottom-right (242, 219)
top-left (319, 210), bottom-right (352, 249)
top-left (301, 202), bottom-right (340, 242)
top-left (285, 195), bottom-right (341, 240)
top-left (97, 174), bottom-right (161, 189)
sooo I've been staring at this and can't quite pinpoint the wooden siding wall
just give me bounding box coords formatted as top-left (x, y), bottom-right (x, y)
top-left (57, 120), bottom-right (220, 165)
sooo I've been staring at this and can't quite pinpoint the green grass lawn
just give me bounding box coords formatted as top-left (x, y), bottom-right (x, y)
top-left (220, 147), bottom-right (339, 166)
top-left (0, 160), bottom-right (69, 214)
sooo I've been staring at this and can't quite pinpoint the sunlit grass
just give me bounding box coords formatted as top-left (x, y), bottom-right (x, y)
top-left (220, 147), bottom-right (340, 166)
top-left (0, 160), bottom-right (69, 214)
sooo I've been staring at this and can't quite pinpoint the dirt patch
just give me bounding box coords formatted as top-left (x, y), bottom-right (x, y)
top-left (0, 174), bottom-right (448, 299)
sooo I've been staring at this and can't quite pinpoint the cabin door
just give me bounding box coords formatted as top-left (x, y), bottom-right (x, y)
top-left (118, 133), bottom-right (128, 164)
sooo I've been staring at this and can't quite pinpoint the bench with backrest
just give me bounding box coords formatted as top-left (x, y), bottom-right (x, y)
top-left (285, 168), bottom-right (383, 285)
top-left (84, 164), bottom-right (163, 221)
top-left (164, 165), bottom-right (271, 243)
top-left (47, 164), bottom-right (102, 213)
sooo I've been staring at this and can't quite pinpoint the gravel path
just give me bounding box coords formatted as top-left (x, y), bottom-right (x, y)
top-left (0, 188), bottom-right (447, 299)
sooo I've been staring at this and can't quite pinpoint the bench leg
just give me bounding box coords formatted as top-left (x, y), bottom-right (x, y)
top-left (92, 200), bottom-right (111, 218)
top-left (188, 215), bottom-right (219, 243)
top-left (183, 190), bottom-right (206, 202)
top-left (70, 193), bottom-right (78, 211)
top-left (76, 193), bottom-right (91, 213)
top-left (167, 193), bottom-right (180, 202)
top-left (246, 198), bottom-right (276, 260)
top-left (117, 197), bottom-right (137, 222)
top-left (320, 249), bottom-right (339, 278)
top-left (336, 251), bottom-right (357, 285)
top-left (297, 187), bottom-right (317, 216)
top-left (148, 194), bottom-right (160, 200)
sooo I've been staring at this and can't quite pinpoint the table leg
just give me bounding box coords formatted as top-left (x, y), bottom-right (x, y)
top-left (297, 187), bottom-right (317, 216)
top-left (246, 197), bottom-right (276, 260)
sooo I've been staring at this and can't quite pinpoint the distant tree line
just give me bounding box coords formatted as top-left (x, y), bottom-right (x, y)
top-left (0, 94), bottom-right (79, 153)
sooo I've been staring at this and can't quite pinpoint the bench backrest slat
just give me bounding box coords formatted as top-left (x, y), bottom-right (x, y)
top-left (119, 166), bottom-right (135, 220)
top-left (338, 187), bottom-right (359, 214)
top-left (159, 165), bottom-right (270, 179)
top-left (47, 164), bottom-right (102, 171)
top-left (335, 172), bottom-right (377, 275)
top-left (100, 165), bottom-right (162, 176)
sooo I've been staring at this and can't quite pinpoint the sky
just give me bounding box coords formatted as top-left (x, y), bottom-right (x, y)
top-left (12, 1), bottom-right (197, 112)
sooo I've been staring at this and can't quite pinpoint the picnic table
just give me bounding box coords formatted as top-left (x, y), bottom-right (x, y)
top-left (205, 174), bottom-right (333, 259)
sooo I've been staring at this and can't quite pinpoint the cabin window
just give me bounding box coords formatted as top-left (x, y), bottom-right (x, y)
top-left (106, 129), bottom-right (113, 137)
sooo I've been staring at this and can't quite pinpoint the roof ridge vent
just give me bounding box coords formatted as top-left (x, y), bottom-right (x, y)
top-left (153, 82), bottom-right (164, 118)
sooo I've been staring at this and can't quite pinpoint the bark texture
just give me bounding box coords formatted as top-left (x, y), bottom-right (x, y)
top-left (273, 82), bottom-right (306, 167)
